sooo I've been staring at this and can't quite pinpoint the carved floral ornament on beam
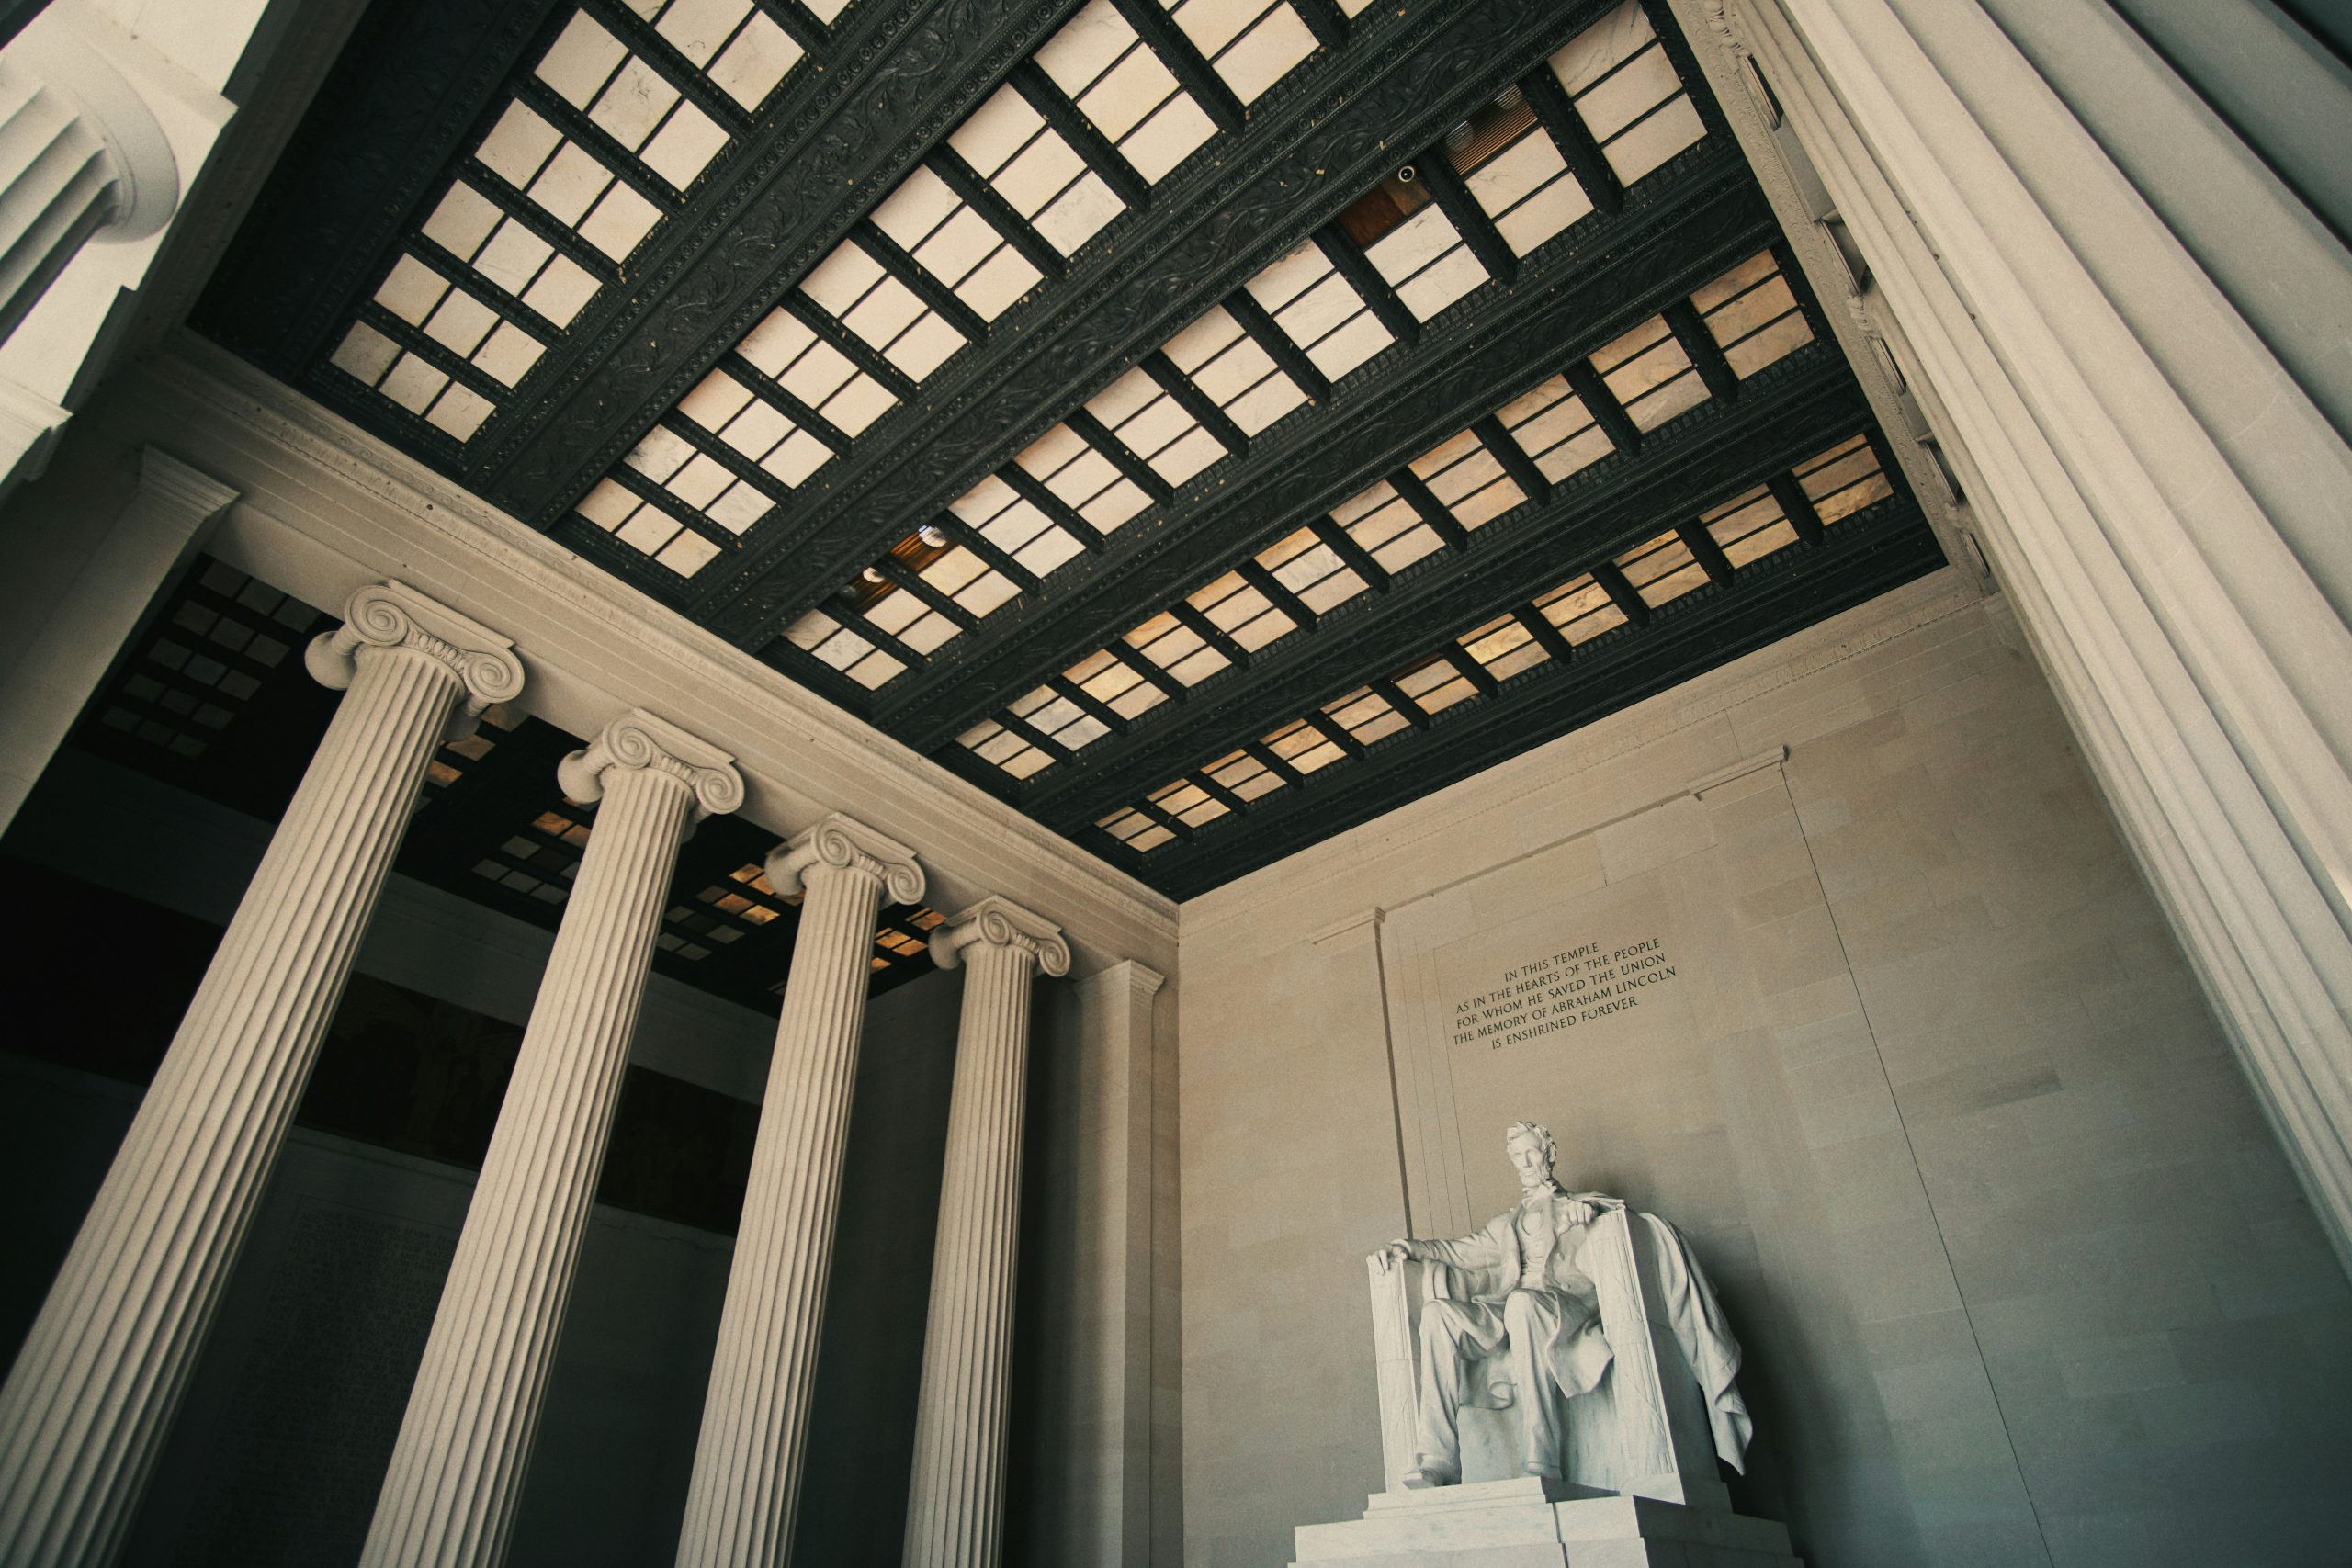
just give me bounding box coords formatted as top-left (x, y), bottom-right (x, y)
top-left (956, 247), bottom-right (1820, 789)
top-left (1091, 431), bottom-right (1894, 857)
top-left (563, 0), bottom-right (1710, 590)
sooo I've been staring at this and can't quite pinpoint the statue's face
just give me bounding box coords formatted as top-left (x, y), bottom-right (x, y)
top-left (1506, 1133), bottom-right (1552, 1189)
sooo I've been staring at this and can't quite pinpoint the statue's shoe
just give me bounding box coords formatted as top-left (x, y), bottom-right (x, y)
top-left (1401, 1464), bottom-right (1459, 1489)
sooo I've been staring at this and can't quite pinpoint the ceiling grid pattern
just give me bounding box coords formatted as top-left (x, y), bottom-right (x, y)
top-left (197, 0), bottom-right (1946, 897)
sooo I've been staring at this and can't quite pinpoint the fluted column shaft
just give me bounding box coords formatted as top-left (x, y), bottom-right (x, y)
top-left (362, 711), bottom-right (741, 1568)
top-left (0, 582), bottom-right (522, 1568)
top-left (0, 62), bottom-right (113, 342)
top-left (675, 815), bottom-right (922, 1568)
top-left (902, 899), bottom-right (1069, 1568)
top-left (0, 6), bottom-right (179, 345)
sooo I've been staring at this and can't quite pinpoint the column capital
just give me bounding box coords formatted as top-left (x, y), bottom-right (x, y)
top-left (305, 581), bottom-right (526, 731)
top-left (930, 895), bottom-right (1071, 978)
top-left (557, 708), bottom-right (743, 821)
top-left (136, 446), bottom-right (238, 520)
top-left (766, 813), bottom-right (924, 907)
top-left (5, 4), bottom-right (182, 242)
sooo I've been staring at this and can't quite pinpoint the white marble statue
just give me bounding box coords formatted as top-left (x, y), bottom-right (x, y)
top-left (1371, 1121), bottom-right (1751, 1490)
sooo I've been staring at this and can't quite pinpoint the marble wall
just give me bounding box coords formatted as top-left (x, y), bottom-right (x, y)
top-left (1010, 962), bottom-right (1180, 1568)
top-left (1174, 569), bottom-right (2352, 1568)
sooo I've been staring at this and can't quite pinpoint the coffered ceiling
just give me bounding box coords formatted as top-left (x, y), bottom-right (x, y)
top-left (195, 0), bottom-right (1943, 898)
top-left (67, 558), bottom-right (949, 1010)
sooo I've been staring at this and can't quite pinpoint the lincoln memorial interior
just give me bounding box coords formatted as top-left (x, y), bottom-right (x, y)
top-left (0, 0), bottom-right (2346, 1564)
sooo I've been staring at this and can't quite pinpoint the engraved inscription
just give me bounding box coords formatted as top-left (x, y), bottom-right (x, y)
top-left (1448, 935), bottom-right (1679, 1051)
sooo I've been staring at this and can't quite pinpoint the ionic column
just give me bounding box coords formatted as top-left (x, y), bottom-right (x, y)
top-left (362, 710), bottom-right (741, 1568)
top-left (0, 581), bottom-right (522, 1568)
top-left (901, 898), bottom-right (1069, 1568)
top-left (675, 815), bottom-right (923, 1568)
top-left (0, 6), bottom-right (180, 344)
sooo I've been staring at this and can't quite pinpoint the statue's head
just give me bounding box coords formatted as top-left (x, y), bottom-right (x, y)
top-left (1504, 1121), bottom-right (1556, 1189)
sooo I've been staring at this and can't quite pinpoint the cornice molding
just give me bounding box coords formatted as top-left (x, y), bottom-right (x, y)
top-left (1144, 512), bottom-right (1940, 897)
top-left (1686, 746), bottom-right (1788, 798)
top-left (1309, 907), bottom-right (1385, 949)
top-left (1182, 564), bottom-right (1980, 931)
top-left (1071, 956), bottom-right (1167, 998)
top-left (113, 340), bottom-right (1178, 971)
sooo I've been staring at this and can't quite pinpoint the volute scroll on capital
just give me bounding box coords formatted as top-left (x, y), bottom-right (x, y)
top-left (765, 813), bottom-right (925, 907)
top-left (556, 709), bottom-right (744, 820)
top-left (305, 581), bottom-right (526, 737)
top-left (930, 896), bottom-right (1071, 978)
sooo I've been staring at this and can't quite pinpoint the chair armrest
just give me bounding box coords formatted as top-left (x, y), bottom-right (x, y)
top-left (1364, 1253), bottom-right (1420, 1488)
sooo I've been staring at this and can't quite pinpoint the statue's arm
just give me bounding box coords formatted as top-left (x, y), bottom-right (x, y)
top-left (1373, 1214), bottom-right (1504, 1273)
top-left (1561, 1190), bottom-right (1626, 1226)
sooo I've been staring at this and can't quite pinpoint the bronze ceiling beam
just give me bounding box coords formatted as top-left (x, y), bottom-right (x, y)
top-left (693, 0), bottom-right (1620, 643)
top-left (1008, 347), bottom-right (1871, 827)
top-left (471, 0), bottom-right (1091, 507)
top-left (874, 145), bottom-right (1770, 748)
top-left (1111, 503), bottom-right (1945, 898)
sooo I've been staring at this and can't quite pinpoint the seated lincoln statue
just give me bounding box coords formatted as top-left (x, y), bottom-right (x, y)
top-left (1370, 1121), bottom-right (1751, 1493)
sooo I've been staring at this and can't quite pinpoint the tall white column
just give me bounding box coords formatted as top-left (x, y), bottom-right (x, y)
top-left (675, 814), bottom-right (923, 1568)
top-left (361, 709), bottom-right (741, 1568)
top-left (901, 897), bottom-right (1069, 1568)
top-left (0, 580), bottom-right (522, 1568)
top-left (0, 0), bottom-right (186, 499)
top-left (0, 8), bottom-right (177, 345)
top-left (1675, 0), bottom-right (2352, 1269)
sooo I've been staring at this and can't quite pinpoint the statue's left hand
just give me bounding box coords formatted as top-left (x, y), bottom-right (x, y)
top-left (1560, 1191), bottom-right (1625, 1226)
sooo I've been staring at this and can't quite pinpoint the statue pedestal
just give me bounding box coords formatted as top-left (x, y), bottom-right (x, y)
top-left (1290, 1478), bottom-right (1804, 1567)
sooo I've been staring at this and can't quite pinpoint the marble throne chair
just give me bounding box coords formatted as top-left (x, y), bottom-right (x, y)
top-left (1285, 1209), bottom-right (1804, 1566)
top-left (1363, 1206), bottom-right (1729, 1508)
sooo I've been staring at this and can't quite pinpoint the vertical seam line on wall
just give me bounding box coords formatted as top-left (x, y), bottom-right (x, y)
top-left (1134, 971), bottom-right (1155, 1568)
top-left (1777, 764), bottom-right (2057, 1566)
top-left (1369, 915), bottom-right (1418, 1237)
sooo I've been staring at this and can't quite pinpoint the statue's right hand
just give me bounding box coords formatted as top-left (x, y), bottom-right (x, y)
top-left (1371, 1240), bottom-right (1412, 1272)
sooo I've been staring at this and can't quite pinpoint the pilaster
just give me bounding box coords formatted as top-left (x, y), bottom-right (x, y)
top-left (0, 446), bottom-right (236, 831)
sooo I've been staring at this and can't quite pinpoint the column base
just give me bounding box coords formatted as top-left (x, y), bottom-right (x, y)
top-left (1291, 1478), bottom-right (1804, 1566)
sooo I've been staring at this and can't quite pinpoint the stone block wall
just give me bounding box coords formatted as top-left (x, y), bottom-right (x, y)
top-left (1173, 569), bottom-right (2352, 1568)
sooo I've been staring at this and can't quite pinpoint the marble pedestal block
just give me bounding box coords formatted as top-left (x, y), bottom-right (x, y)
top-left (1291, 1478), bottom-right (1804, 1568)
